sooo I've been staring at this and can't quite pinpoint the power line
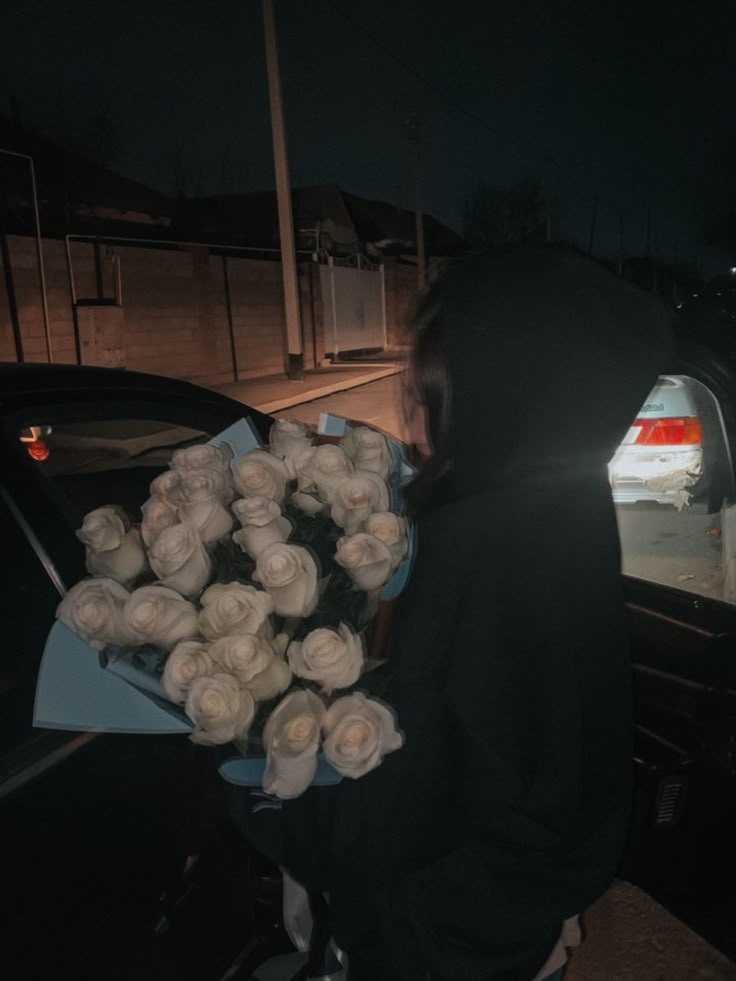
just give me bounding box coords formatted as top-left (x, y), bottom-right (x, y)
top-left (322, 0), bottom-right (550, 168)
top-left (320, 0), bottom-right (679, 256)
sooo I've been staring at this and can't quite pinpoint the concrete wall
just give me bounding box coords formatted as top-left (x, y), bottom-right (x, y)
top-left (0, 235), bottom-right (291, 385)
top-left (383, 257), bottom-right (419, 349)
top-left (0, 235), bottom-right (420, 384)
top-left (382, 256), bottom-right (449, 349)
top-left (0, 236), bottom-right (78, 365)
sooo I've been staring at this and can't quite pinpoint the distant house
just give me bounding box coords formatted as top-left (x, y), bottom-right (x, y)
top-left (0, 114), bottom-right (171, 237)
top-left (0, 122), bottom-right (457, 375)
top-left (179, 184), bottom-right (466, 260)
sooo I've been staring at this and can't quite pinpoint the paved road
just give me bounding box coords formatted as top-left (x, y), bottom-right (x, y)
top-left (618, 502), bottom-right (723, 598)
top-left (275, 375), bottom-right (405, 439)
top-left (279, 376), bottom-right (726, 602)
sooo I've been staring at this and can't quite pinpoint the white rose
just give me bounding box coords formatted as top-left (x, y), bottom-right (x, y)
top-left (263, 689), bottom-right (325, 799)
top-left (364, 512), bottom-right (409, 570)
top-left (56, 578), bottom-right (133, 651)
top-left (297, 445), bottom-right (354, 503)
top-left (249, 655), bottom-right (293, 702)
top-left (232, 450), bottom-right (290, 504)
top-left (210, 634), bottom-right (292, 701)
top-left (335, 533), bottom-right (393, 591)
top-left (125, 585), bottom-right (200, 651)
top-left (76, 506), bottom-right (148, 585)
top-left (287, 623), bottom-right (363, 694)
top-left (341, 426), bottom-right (392, 480)
top-left (167, 470), bottom-right (233, 545)
top-left (162, 640), bottom-right (215, 704)
top-left (322, 693), bottom-right (403, 779)
top-left (253, 543), bottom-right (320, 618)
top-left (232, 496), bottom-right (292, 557)
top-left (172, 443), bottom-right (233, 482)
top-left (291, 491), bottom-right (326, 515)
top-left (150, 469), bottom-right (183, 504)
top-left (270, 420), bottom-right (314, 476)
top-left (199, 582), bottom-right (274, 640)
top-left (148, 522), bottom-right (211, 596)
top-left (185, 672), bottom-right (255, 746)
top-left (141, 497), bottom-right (178, 549)
top-left (331, 471), bottom-right (390, 537)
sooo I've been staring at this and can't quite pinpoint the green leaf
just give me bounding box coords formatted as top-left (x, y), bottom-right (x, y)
top-left (209, 535), bottom-right (257, 585)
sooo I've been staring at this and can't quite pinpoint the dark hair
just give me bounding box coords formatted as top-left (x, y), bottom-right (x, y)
top-left (405, 286), bottom-right (453, 509)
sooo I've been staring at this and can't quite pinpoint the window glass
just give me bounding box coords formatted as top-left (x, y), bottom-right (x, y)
top-left (0, 493), bottom-right (61, 753)
top-left (611, 375), bottom-right (735, 602)
top-left (17, 419), bottom-right (208, 523)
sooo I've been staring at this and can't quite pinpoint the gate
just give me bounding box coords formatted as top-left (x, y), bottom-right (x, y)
top-left (319, 255), bottom-right (386, 358)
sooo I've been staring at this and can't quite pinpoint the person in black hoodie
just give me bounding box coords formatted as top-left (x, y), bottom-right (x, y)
top-left (271, 246), bottom-right (674, 980)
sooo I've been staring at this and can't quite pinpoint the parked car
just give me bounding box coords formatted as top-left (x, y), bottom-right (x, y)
top-left (0, 364), bottom-right (285, 981)
top-left (609, 374), bottom-right (706, 508)
top-left (1, 350), bottom-right (735, 972)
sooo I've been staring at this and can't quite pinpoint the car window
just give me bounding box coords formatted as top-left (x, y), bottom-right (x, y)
top-left (16, 418), bottom-right (209, 523)
top-left (0, 492), bottom-right (62, 754)
top-left (611, 374), bottom-right (735, 603)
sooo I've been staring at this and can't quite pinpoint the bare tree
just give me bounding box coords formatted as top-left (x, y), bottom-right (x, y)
top-left (702, 139), bottom-right (736, 254)
top-left (463, 178), bottom-right (547, 250)
top-left (7, 95), bottom-right (123, 169)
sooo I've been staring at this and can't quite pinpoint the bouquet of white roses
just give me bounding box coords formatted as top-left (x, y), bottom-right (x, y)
top-left (49, 417), bottom-right (411, 799)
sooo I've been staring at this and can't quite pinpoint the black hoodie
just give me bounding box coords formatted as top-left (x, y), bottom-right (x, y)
top-left (280, 248), bottom-right (674, 980)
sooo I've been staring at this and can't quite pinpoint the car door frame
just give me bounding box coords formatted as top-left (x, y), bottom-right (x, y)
top-left (0, 381), bottom-right (271, 589)
top-left (0, 378), bottom-right (272, 798)
top-left (620, 337), bottom-right (736, 942)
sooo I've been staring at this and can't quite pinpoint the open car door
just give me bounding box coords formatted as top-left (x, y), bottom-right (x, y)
top-left (618, 337), bottom-right (736, 959)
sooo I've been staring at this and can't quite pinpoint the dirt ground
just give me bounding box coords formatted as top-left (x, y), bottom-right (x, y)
top-left (566, 882), bottom-right (736, 981)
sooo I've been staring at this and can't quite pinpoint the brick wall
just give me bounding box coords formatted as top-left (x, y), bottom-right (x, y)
top-left (0, 235), bottom-right (422, 381)
top-left (0, 237), bottom-right (78, 364)
top-left (0, 235), bottom-right (291, 385)
top-left (382, 256), bottom-right (449, 349)
top-left (383, 256), bottom-right (420, 349)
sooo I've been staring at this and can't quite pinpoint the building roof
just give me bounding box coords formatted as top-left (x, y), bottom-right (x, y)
top-left (0, 120), bottom-right (465, 256)
top-left (181, 184), bottom-right (466, 256)
top-left (0, 114), bottom-right (171, 234)
top-left (341, 191), bottom-right (466, 255)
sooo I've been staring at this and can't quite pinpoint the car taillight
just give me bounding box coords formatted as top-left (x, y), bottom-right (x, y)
top-left (27, 439), bottom-right (50, 461)
top-left (632, 417), bottom-right (703, 446)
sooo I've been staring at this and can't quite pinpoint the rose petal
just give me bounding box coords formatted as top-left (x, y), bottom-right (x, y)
top-left (263, 689), bottom-right (325, 799)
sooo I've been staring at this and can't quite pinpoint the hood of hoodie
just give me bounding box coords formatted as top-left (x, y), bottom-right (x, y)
top-left (435, 248), bottom-right (674, 498)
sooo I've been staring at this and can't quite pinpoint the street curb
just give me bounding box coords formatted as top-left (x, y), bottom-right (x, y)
top-left (254, 365), bottom-right (403, 414)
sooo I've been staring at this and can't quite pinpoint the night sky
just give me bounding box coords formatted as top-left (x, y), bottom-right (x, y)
top-left (2, 0), bottom-right (734, 272)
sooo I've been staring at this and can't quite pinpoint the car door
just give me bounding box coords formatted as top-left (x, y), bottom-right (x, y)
top-left (0, 374), bottom-right (274, 976)
top-left (0, 375), bottom-right (270, 788)
top-left (617, 337), bottom-right (736, 958)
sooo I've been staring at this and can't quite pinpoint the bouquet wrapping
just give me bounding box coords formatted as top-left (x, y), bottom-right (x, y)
top-left (35, 415), bottom-right (415, 799)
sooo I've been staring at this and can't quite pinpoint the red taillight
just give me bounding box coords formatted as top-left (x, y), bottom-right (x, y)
top-left (27, 439), bottom-right (50, 461)
top-left (632, 417), bottom-right (702, 446)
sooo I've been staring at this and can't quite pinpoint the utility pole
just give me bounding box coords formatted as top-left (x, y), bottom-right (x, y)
top-left (588, 194), bottom-right (599, 257)
top-left (0, 148), bottom-right (51, 361)
top-left (651, 217), bottom-right (659, 294)
top-left (262, 0), bottom-right (303, 380)
top-left (406, 111), bottom-right (425, 290)
top-left (544, 155), bottom-right (556, 243)
top-left (672, 241), bottom-right (681, 305)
